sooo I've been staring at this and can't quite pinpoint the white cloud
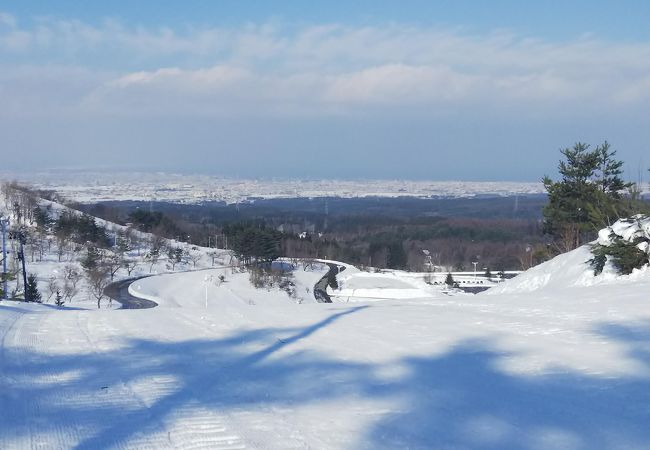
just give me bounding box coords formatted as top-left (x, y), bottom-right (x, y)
top-left (0, 11), bottom-right (16, 28)
top-left (324, 64), bottom-right (479, 104)
top-left (1, 15), bottom-right (650, 118)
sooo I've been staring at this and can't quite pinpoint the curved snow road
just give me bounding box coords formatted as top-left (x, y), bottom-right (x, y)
top-left (104, 276), bottom-right (158, 309)
top-left (106, 262), bottom-right (347, 308)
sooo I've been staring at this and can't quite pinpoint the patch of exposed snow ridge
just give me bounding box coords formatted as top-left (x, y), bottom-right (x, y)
top-left (487, 216), bottom-right (650, 295)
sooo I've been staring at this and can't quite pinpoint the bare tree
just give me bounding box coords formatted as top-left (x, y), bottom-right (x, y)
top-left (86, 266), bottom-right (111, 309)
top-left (55, 230), bottom-right (69, 262)
top-left (104, 253), bottom-right (123, 280)
top-left (63, 264), bottom-right (82, 303)
top-left (187, 248), bottom-right (202, 268)
top-left (303, 258), bottom-right (315, 271)
top-left (208, 250), bottom-right (220, 266)
top-left (123, 257), bottom-right (139, 276)
top-left (167, 246), bottom-right (183, 270)
top-left (145, 236), bottom-right (165, 272)
top-left (62, 278), bottom-right (78, 303)
top-left (32, 229), bottom-right (48, 262)
top-left (46, 276), bottom-right (59, 302)
top-left (226, 250), bottom-right (238, 266)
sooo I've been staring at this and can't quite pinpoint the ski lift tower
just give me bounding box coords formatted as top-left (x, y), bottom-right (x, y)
top-left (0, 216), bottom-right (9, 300)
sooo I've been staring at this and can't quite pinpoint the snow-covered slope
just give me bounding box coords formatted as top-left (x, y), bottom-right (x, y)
top-left (0, 192), bottom-right (233, 308)
top-left (486, 243), bottom-right (650, 295)
top-left (2, 218), bottom-right (650, 448)
top-left (3, 262), bottom-right (650, 449)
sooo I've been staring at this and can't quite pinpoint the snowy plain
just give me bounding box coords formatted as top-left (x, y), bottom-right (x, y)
top-left (2, 238), bottom-right (650, 449)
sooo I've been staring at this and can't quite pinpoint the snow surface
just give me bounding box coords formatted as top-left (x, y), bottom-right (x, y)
top-left (3, 244), bottom-right (650, 448)
top-left (329, 267), bottom-right (497, 302)
top-left (331, 270), bottom-right (450, 302)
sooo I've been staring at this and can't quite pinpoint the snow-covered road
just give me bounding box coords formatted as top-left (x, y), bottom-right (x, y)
top-left (2, 252), bottom-right (650, 449)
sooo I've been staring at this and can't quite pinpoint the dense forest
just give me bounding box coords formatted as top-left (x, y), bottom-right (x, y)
top-left (75, 195), bottom-right (550, 272)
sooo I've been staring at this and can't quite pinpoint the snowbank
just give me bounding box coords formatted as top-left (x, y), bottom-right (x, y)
top-left (330, 270), bottom-right (450, 302)
top-left (487, 216), bottom-right (650, 296)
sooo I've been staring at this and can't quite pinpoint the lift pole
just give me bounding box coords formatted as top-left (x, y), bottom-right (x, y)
top-left (0, 217), bottom-right (8, 300)
top-left (16, 229), bottom-right (28, 301)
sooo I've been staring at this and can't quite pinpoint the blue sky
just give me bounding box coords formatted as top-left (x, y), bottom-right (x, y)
top-left (7, 0), bottom-right (650, 40)
top-left (1, 1), bottom-right (649, 181)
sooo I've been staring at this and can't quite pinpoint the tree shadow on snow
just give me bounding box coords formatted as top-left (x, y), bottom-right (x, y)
top-left (359, 320), bottom-right (650, 450)
top-left (1, 311), bottom-right (650, 449)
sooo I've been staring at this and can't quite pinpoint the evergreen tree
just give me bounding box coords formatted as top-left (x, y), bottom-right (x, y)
top-left (386, 241), bottom-right (407, 269)
top-left (594, 141), bottom-right (631, 198)
top-left (224, 223), bottom-right (282, 266)
top-left (590, 217), bottom-right (650, 275)
top-left (55, 211), bottom-right (110, 248)
top-left (444, 272), bottom-right (455, 286)
top-left (115, 230), bottom-right (131, 255)
top-left (33, 206), bottom-right (53, 230)
top-left (543, 141), bottom-right (635, 252)
top-left (25, 274), bottom-right (42, 303)
top-left (81, 247), bottom-right (102, 272)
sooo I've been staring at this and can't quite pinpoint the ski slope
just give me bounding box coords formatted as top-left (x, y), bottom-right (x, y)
top-left (2, 246), bottom-right (650, 449)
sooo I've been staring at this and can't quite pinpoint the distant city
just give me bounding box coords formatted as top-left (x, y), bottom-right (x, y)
top-left (3, 171), bottom-right (550, 204)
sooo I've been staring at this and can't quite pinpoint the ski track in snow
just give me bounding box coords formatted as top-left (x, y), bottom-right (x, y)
top-left (0, 308), bottom-right (253, 449)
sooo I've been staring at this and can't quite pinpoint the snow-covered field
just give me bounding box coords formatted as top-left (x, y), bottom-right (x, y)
top-left (329, 266), bottom-right (501, 302)
top-left (330, 269), bottom-right (452, 301)
top-left (2, 242), bottom-right (650, 449)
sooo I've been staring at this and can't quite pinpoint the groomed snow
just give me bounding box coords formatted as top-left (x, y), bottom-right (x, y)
top-left (2, 244), bottom-right (650, 449)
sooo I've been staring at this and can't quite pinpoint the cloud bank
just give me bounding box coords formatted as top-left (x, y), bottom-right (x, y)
top-left (2, 13), bottom-right (650, 118)
top-left (0, 11), bottom-right (649, 179)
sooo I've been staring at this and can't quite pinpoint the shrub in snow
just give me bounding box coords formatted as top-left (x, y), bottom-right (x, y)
top-left (54, 290), bottom-right (65, 307)
top-left (590, 215), bottom-right (650, 275)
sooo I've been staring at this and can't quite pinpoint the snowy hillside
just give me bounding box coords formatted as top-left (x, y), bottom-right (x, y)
top-left (2, 210), bottom-right (650, 448)
top-left (0, 185), bottom-right (233, 309)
